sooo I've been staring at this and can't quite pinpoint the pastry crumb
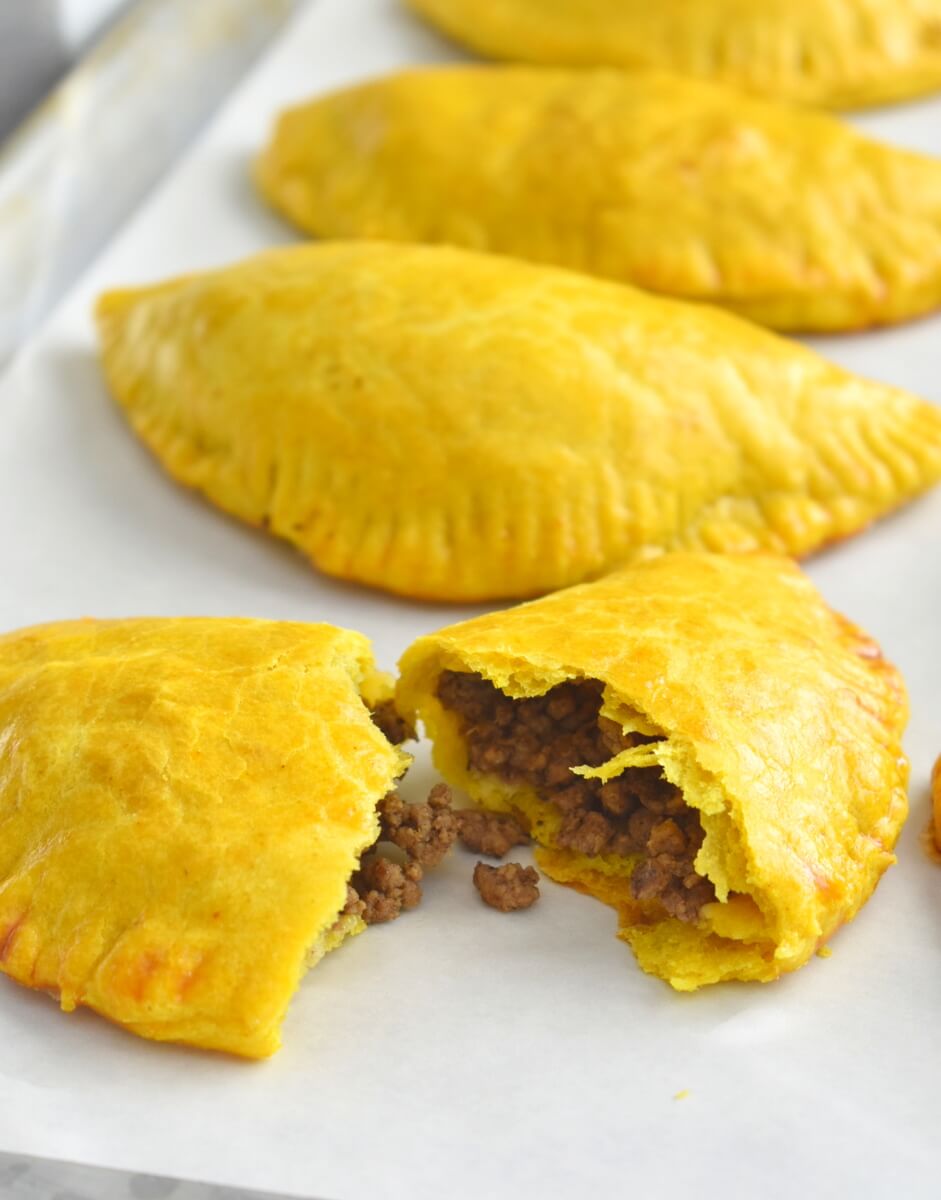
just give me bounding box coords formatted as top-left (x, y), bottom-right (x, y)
top-left (673, 1089), bottom-right (690, 1101)
top-left (816, 946), bottom-right (833, 959)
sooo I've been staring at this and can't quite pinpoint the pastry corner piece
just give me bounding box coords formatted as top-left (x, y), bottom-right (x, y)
top-left (0, 618), bottom-right (410, 1058)
top-left (397, 553), bottom-right (909, 989)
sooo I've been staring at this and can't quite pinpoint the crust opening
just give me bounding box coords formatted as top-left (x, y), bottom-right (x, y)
top-left (436, 670), bottom-right (719, 924)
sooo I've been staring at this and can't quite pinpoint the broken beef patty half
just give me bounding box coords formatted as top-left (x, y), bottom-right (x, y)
top-left (436, 671), bottom-right (716, 923)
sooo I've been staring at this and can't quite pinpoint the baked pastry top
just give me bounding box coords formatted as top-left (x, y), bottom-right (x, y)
top-left (397, 552), bottom-right (909, 988)
top-left (406, 0), bottom-right (941, 109)
top-left (257, 66), bottom-right (941, 332)
top-left (0, 618), bottom-right (406, 1057)
top-left (95, 243), bottom-right (941, 602)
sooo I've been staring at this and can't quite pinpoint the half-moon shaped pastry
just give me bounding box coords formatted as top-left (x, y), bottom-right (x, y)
top-left (0, 618), bottom-right (408, 1058)
top-left (932, 755), bottom-right (941, 851)
top-left (96, 243), bottom-right (941, 602)
top-left (256, 67), bottom-right (941, 332)
top-left (397, 552), bottom-right (910, 989)
top-left (405, 0), bottom-right (941, 110)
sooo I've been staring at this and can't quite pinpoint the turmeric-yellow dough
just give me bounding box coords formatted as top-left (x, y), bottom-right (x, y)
top-left (397, 552), bottom-right (909, 989)
top-left (406, 0), bottom-right (941, 109)
top-left (933, 755), bottom-right (941, 852)
top-left (96, 243), bottom-right (941, 603)
top-left (256, 67), bottom-right (941, 332)
top-left (0, 618), bottom-right (407, 1058)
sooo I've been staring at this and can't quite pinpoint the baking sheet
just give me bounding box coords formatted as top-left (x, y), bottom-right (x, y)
top-left (0, 0), bottom-right (302, 368)
top-left (1, 0), bottom-right (940, 1196)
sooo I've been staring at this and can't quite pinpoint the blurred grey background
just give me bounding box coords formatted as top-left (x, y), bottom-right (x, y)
top-left (0, 0), bottom-right (129, 142)
top-left (0, 0), bottom-right (302, 369)
top-left (0, 1), bottom-right (66, 141)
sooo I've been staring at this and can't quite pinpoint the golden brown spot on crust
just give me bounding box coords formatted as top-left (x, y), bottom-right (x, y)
top-left (0, 915), bottom-right (25, 963)
top-left (179, 955), bottom-right (210, 1000)
top-left (128, 952), bottom-right (164, 1002)
top-left (922, 20), bottom-right (941, 48)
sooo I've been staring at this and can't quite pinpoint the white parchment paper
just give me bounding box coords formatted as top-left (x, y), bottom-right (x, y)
top-left (0, 1), bottom-right (939, 1196)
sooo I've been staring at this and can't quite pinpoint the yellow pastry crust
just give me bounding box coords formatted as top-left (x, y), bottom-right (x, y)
top-left (406, 0), bottom-right (941, 109)
top-left (256, 67), bottom-right (941, 333)
top-left (933, 755), bottom-right (941, 851)
top-left (0, 618), bottom-right (407, 1058)
top-left (397, 552), bottom-right (909, 989)
top-left (95, 243), bottom-right (941, 603)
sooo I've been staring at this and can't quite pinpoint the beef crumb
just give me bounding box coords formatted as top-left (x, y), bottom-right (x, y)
top-left (379, 783), bottom-right (459, 868)
top-left (437, 670), bottom-right (717, 923)
top-left (351, 856), bottom-right (423, 924)
top-left (370, 699), bottom-right (415, 745)
top-left (473, 862), bottom-right (540, 912)
top-left (341, 883), bottom-right (366, 920)
top-left (346, 784), bottom-right (459, 926)
top-left (458, 809), bottom-right (530, 859)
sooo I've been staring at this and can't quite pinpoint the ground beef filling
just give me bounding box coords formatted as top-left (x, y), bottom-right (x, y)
top-left (345, 784), bottom-right (460, 924)
top-left (370, 699), bottom-right (415, 746)
top-left (437, 671), bottom-right (716, 924)
top-left (380, 783), bottom-right (459, 867)
top-left (473, 862), bottom-right (540, 912)
top-left (459, 809), bottom-right (530, 859)
top-left (345, 859), bottom-right (423, 925)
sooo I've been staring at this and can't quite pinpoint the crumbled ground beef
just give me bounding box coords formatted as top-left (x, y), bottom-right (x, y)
top-left (370, 699), bottom-right (415, 745)
top-left (346, 784), bottom-right (459, 925)
top-left (458, 809), bottom-right (530, 859)
top-left (473, 862), bottom-right (540, 912)
top-left (379, 783), bottom-right (459, 867)
top-left (341, 883), bottom-right (366, 919)
top-left (437, 671), bottom-right (716, 923)
top-left (350, 856), bottom-right (423, 924)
